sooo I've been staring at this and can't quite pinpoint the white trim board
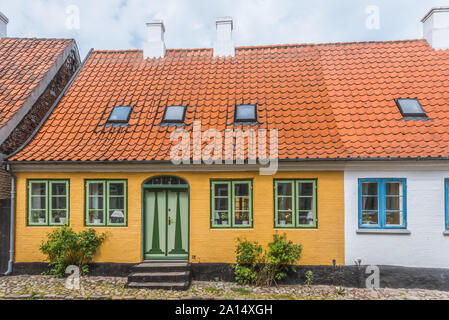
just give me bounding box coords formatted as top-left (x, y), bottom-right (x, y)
top-left (9, 159), bottom-right (449, 173)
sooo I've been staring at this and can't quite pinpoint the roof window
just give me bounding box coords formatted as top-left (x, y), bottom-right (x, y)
top-left (395, 99), bottom-right (427, 118)
top-left (235, 104), bottom-right (257, 122)
top-left (163, 106), bottom-right (186, 123)
top-left (107, 106), bottom-right (132, 123)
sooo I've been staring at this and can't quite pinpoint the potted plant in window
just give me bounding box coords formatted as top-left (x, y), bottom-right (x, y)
top-left (220, 212), bottom-right (228, 225)
top-left (240, 212), bottom-right (249, 225)
top-left (33, 212), bottom-right (45, 224)
top-left (52, 211), bottom-right (66, 224)
top-left (92, 212), bottom-right (102, 225)
top-left (279, 213), bottom-right (288, 225)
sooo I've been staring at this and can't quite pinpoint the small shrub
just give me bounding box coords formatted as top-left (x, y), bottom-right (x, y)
top-left (261, 233), bottom-right (302, 285)
top-left (40, 225), bottom-right (107, 277)
top-left (305, 270), bottom-right (314, 286)
top-left (335, 286), bottom-right (346, 295)
top-left (233, 233), bottom-right (302, 286)
top-left (232, 238), bottom-right (264, 284)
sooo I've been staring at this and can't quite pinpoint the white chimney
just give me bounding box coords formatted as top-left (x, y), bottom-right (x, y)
top-left (213, 17), bottom-right (235, 57)
top-left (422, 7), bottom-right (449, 50)
top-left (143, 19), bottom-right (166, 59)
top-left (0, 11), bottom-right (8, 39)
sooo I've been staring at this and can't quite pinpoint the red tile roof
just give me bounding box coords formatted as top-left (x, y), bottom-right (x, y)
top-left (0, 38), bottom-right (73, 130)
top-left (9, 39), bottom-right (449, 162)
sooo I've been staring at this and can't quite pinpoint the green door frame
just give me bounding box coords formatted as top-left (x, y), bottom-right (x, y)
top-left (141, 176), bottom-right (190, 261)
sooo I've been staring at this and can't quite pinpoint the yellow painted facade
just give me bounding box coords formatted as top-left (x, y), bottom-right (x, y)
top-left (14, 170), bottom-right (344, 265)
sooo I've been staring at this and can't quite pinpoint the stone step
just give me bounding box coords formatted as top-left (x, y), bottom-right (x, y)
top-left (132, 261), bottom-right (190, 273)
top-left (128, 271), bottom-right (191, 283)
top-left (126, 281), bottom-right (190, 291)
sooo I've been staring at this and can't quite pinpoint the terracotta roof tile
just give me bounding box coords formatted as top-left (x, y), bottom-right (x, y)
top-left (0, 38), bottom-right (73, 130)
top-left (9, 39), bottom-right (449, 162)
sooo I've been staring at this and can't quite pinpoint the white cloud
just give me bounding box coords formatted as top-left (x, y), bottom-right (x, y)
top-left (1, 0), bottom-right (449, 59)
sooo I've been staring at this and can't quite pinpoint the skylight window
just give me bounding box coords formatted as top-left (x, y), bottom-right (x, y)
top-left (163, 106), bottom-right (186, 123)
top-left (395, 99), bottom-right (427, 117)
top-left (108, 106), bottom-right (132, 123)
top-left (235, 104), bottom-right (257, 122)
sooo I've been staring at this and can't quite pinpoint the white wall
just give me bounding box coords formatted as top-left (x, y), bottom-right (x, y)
top-left (345, 166), bottom-right (449, 268)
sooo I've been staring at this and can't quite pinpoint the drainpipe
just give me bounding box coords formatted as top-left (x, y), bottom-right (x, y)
top-left (4, 163), bottom-right (15, 275)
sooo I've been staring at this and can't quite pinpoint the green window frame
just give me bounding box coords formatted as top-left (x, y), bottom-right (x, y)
top-left (85, 180), bottom-right (128, 227)
top-left (211, 180), bottom-right (253, 228)
top-left (274, 179), bottom-right (317, 228)
top-left (27, 180), bottom-right (69, 226)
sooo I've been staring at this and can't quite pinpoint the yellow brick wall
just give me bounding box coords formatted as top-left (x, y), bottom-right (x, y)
top-left (14, 171), bottom-right (344, 265)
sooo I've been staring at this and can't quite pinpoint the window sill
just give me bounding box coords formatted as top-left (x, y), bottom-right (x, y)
top-left (356, 229), bottom-right (411, 235)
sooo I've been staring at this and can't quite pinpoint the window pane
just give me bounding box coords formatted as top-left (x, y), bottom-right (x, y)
top-left (386, 197), bottom-right (401, 211)
top-left (362, 211), bottom-right (379, 225)
top-left (234, 183), bottom-right (249, 196)
top-left (109, 197), bottom-right (124, 209)
top-left (386, 182), bottom-right (402, 196)
top-left (164, 106), bottom-right (185, 121)
top-left (234, 211), bottom-right (250, 225)
top-left (362, 196), bottom-right (378, 210)
top-left (109, 209), bottom-right (125, 224)
top-left (51, 210), bottom-right (67, 224)
top-left (235, 197), bottom-right (249, 211)
top-left (89, 197), bottom-right (104, 209)
top-left (108, 106), bottom-right (131, 122)
top-left (89, 183), bottom-right (103, 196)
top-left (386, 211), bottom-right (402, 225)
top-left (88, 210), bottom-right (104, 224)
top-left (397, 99), bottom-right (424, 115)
top-left (277, 197), bottom-right (292, 211)
top-left (31, 196), bottom-right (46, 210)
top-left (215, 198), bottom-right (228, 210)
top-left (277, 211), bottom-right (293, 225)
top-left (214, 184), bottom-right (228, 197)
top-left (298, 183), bottom-right (313, 196)
top-left (298, 211), bottom-right (314, 225)
top-left (362, 182), bottom-right (378, 195)
top-left (52, 197), bottom-right (67, 210)
top-left (51, 183), bottom-right (66, 196)
top-left (31, 183), bottom-right (46, 196)
top-left (31, 210), bottom-right (46, 224)
top-left (298, 197), bottom-right (312, 211)
top-left (236, 104), bottom-right (256, 120)
top-left (109, 183), bottom-right (124, 196)
top-left (277, 182), bottom-right (292, 196)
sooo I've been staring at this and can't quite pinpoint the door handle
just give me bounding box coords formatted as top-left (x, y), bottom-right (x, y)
top-left (168, 217), bottom-right (172, 225)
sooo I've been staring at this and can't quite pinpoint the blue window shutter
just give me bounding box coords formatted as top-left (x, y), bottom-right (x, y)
top-left (446, 179), bottom-right (449, 230)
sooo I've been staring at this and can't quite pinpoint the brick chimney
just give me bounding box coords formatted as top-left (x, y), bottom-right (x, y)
top-left (143, 19), bottom-right (166, 59)
top-left (0, 11), bottom-right (8, 39)
top-left (422, 7), bottom-right (449, 50)
top-left (213, 17), bottom-right (235, 57)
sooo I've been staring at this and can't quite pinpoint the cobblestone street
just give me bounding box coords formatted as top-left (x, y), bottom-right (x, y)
top-left (0, 276), bottom-right (449, 300)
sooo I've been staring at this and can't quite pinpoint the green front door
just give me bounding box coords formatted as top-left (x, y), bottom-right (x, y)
top-left (144, 189), bottom-right (189, 260)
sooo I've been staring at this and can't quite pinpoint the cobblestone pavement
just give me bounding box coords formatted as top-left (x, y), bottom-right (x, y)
top-left (1, 276), bottom-right (449, 300)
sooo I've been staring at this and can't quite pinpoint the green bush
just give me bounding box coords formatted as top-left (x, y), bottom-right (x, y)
top-left (233, 238), bottom-right (264, 284)
top-left (40, 226), bottom-right (107, 277)
top-left (233, 233), bottom-right (302, 286)
top-left (305, 270), bottom-right (314, 286)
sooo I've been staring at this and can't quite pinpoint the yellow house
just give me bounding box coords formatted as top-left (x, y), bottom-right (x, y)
top-left (11, 169), bottom-right (344, 266)
top-left (6, 19), bottom-right (350, 287)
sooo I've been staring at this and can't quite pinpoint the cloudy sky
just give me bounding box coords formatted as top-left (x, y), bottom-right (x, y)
top-left (1, 0), bottom-right (448, 59)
